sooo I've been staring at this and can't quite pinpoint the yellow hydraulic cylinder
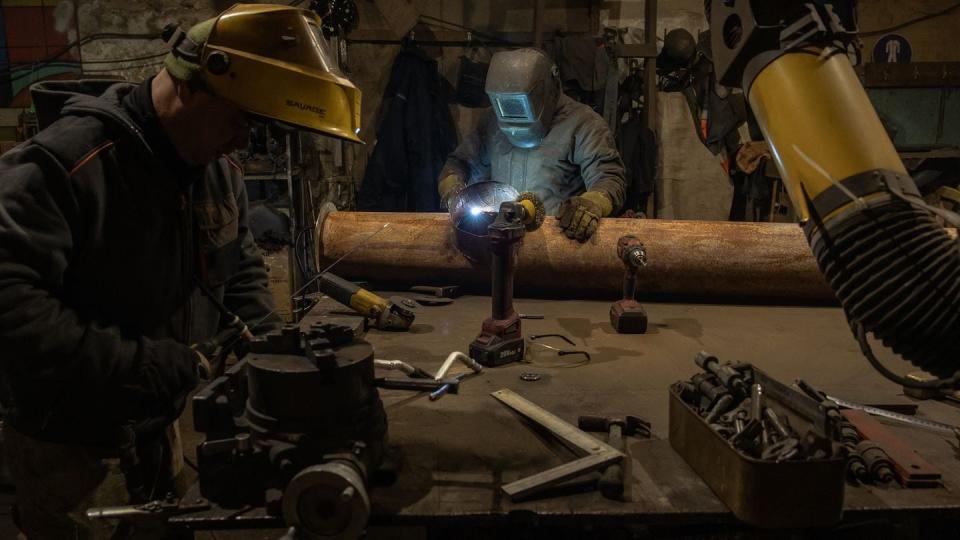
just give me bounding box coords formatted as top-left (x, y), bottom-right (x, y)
top-left (746, 49), bottom-right (907, 222)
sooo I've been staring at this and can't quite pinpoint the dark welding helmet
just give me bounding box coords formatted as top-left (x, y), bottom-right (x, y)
top-left (659, 28), bottom-right (699, 70)
top-left (657, 28), bottom-right (700, 91)
top-left (485, 48), bottom-right (561, 149)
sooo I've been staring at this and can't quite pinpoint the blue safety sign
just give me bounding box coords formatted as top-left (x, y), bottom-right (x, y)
top-left (873, 34), bottom-right (912, 63)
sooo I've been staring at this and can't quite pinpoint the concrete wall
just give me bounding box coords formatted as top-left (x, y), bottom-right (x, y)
top-left (77, 0), bottom-right (218, 81)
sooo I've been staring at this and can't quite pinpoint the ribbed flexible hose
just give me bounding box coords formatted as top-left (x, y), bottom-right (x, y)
top-left (806, 198), bottom-right (960, 380)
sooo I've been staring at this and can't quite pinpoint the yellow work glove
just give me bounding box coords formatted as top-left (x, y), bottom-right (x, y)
top-left (438, 174), bottom-right (466, 211)
top-left (557, 191), bottom-right (613, 242)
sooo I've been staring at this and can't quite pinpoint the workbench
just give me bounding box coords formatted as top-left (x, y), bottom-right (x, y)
top-left (186, 295), bottom-right (960, 537)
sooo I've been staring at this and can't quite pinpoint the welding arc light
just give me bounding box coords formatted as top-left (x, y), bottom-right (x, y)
top-left (469, 206), bottom-right (494, 216)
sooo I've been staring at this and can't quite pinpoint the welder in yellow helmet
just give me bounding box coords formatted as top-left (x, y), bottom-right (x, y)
top-left (0, 5), bottom-right (360, 539)
top-left (164, 3), bottom-right (362, 142)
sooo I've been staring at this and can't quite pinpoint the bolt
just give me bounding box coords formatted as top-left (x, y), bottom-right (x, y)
top-left (236, 433), bottom-right (251, 452)
top-left (762, 407), bottom-right (792, 439)
top-left (750, 384), bottom-right (763, 421)
top-left (856, 440), bottom-right (897, 484)
top-left (704, 394), bottom-right (735, 424)
top-left (340, 486), bottom-right (356, 502)
top-left (847, 455), bottom-right (869, 483)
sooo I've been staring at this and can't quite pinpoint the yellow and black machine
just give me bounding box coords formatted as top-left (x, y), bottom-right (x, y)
top-left (708, 1), bottom-right (960, 387)
top-left (317, 271), bottom-right (416, 331)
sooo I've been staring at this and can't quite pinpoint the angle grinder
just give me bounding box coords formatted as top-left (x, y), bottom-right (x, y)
top-left (469, 192), bottom-right (545, 366)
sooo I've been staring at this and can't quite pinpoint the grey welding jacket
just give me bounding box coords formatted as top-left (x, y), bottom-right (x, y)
top-left (440, 94), bottom-right (627, 215)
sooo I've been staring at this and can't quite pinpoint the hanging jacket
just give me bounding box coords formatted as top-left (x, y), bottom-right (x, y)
top-left (440, 94), bottom-right (626, 215)
top-left (0, 79), bottom-right (277, 446)
top-left (358, 48), bottom-right (457, 211)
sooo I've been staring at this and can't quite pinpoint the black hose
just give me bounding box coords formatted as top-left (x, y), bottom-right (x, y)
top-left (804, 189), bottom-right (960, 387)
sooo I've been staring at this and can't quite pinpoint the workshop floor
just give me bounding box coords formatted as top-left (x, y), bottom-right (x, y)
top-left (6, 297), bottom-right (959, 539)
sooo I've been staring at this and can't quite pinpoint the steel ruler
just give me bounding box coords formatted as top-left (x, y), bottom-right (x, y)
top-left (826, 395), bottom-right (959, 435)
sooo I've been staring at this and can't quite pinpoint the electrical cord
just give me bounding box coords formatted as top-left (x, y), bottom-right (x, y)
top-left (80, 60), bottom-right (167, 74)
top-left (1, 51), bottom-right (167, 69)
top-left (856, 324), bottom-right (960, 390)
top-left (418, 14), bottom-right (524, 46)
top-left (859, 1), bottom-right (960, 37)
top-left (0, 53), bottom-right (167, 82)
top-left (803, 173), bottom-right (960, 390)
top-left (0, 32), bottom-right (161, 83)
top-left (2, 60), bottom-right (166, 88)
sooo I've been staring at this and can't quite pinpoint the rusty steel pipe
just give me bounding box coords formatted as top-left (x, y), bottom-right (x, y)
top-left (317, 212), bottom-right (838, 303)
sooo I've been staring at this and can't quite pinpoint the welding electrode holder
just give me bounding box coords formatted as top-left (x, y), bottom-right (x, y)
top-left (609, 235), bottom-right (648, 334)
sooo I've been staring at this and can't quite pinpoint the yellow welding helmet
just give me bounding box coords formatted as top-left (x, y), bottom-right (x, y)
top-left (163, 4), bottom-right (362, 143)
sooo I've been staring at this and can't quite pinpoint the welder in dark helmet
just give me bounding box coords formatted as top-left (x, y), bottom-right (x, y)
top-left (438, 48), bottom-right (626, 242)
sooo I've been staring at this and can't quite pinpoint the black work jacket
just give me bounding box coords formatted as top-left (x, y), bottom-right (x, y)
top-left (0, 79), bottom-right (276, 445)
top-left (358, 47), bottom-right (458, 211)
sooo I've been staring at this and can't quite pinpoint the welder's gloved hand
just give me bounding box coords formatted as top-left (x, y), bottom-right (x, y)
top-left (557, 191), bottom-right (613, 242)
top-left (123, 340), bottom-right (201, 434)
top-left (438, 174), bottom-right (466, 211)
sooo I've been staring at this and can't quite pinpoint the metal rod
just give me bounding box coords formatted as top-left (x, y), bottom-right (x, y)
top-left (826, 395), bottom-right (959, 434)
top-left (643, 0), bottom-right (658, 131)
top-left (373, 359), bottom-right (432, 379)
top-left (433, 351), bottom-right (484, 380)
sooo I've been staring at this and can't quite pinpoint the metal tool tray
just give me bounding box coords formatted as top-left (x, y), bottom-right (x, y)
top-left (668, 368), bottom-right (846, 528)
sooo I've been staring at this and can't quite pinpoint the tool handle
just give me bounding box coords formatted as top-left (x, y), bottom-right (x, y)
top-left (598, 424), bottom-right (625, 499)
top-left (598, 463), bottom-right (624, 499)
top-left (577, 415), bottom-right (610, 433)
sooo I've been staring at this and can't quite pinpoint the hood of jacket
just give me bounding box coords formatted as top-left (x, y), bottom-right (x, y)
top-left (30, 79), bottom-right (152, 152)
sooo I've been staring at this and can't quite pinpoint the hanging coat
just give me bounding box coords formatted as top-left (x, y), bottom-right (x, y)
top-left (358, 47), bottom-right (457, 211)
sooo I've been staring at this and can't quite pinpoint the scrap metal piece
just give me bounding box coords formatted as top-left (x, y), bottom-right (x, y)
top-left (429, 373), bottom-right (469, 402)
top-left (842, 409), bottom-right (942, 488)
top-left (433, 351), bottom-right (484, 380)
top-left (491, 389), bottom-right (625, 500)
top-left (410, 295), bottom-right (455, 306)
top-left (695, 352), bottom-right (749, 397)
top-left (87, 497), bottom-right (211, 524)
top-left (374, 377), bottom-right (461, 394)
top-left (410, 285), bottom-right (461, 298)
top-left (519, 372), bottom-right (543, 382)
top-left (373, 359), bottom-right (432, 379)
